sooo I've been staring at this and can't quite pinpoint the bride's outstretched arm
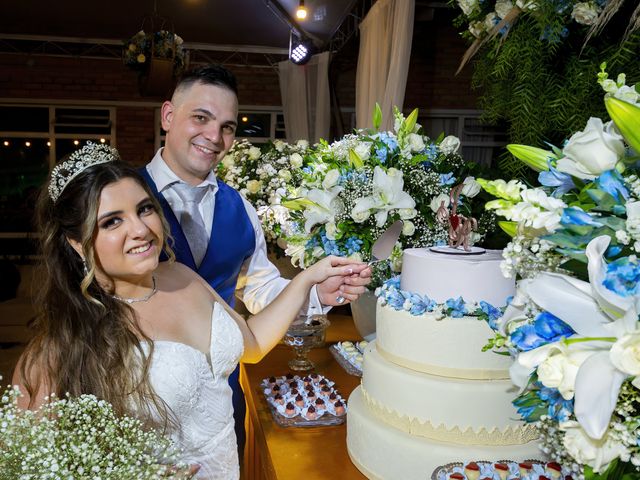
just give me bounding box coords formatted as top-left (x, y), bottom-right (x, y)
top-left (210, 256), bottom-right (366, 363)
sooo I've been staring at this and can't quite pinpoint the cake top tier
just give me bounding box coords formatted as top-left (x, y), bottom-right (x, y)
top-left (400, 248), bottom-right (514, 306)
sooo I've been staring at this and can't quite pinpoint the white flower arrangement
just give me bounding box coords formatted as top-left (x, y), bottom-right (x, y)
top-left (0, 384), bottom-right (192, 479)
top-left (479, 67), bottom-right (640, 478)
top-left (272, 106), bottom-right (495, 287)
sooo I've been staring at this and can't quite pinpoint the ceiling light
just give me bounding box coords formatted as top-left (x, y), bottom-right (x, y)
top-left (3, 141), bottom-right (8, 147)
top-left (25, 141), bottom-right (31, 147)
top-left (295, 0), bottom-right (307, 20)
top-left (289, 31), bottom-right (313, 65)
top-left (242, 116), bottom-right (249, 123)
top-left (73, 140), bottom-right (79, 146)
top-left (100, 138), bottom-right (106, 143)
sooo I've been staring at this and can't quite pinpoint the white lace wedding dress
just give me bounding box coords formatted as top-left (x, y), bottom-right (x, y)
top-left (144, 302), bottom-right (244, 479)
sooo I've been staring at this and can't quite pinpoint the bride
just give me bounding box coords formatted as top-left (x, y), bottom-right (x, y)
top-left (12, 143), bottom-right (366, 479)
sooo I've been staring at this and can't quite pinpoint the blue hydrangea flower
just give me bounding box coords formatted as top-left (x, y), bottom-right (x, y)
top-left (439, 173), bottom-right (456, 186)
top-left (445, 297), bottom-right (467, 318)
top-left (424, 144), bottom-right (439, 161)
top-left (344, 236), bottom-right (363, 255)
top-left (538, 386), bottom-right (573, 422)
top-left (603, 258), bottom-right (640, 297)
top-left (594, 170), bottom-right (629, 203)
top-left (480, 301), bottom-right (503, 330)
top-left (538, 162), bottom-right (575, 197)
top-left (510, 311), bottom-right (574, 351)
top-left (560, 207), bottom-right (603, 227)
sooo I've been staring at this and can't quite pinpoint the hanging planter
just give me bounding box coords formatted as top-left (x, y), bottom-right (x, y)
top-left (123, 25), bottom-right (188, 97)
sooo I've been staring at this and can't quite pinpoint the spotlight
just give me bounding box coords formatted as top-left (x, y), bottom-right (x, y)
top-left (295, 0), bottom-right (307, 20)
top-left (289, 32), bottom-right (314, 65)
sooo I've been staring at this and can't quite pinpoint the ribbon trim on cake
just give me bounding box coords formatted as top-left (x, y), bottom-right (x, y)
top-left (375, 277), bottom-right (507, 326)
top-left (361, 387), bottom-right (540, 446)
top-left (375, 343), bottom-right (511, 380)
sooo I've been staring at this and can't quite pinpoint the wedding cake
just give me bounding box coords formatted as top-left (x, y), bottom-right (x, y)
top-left (347, 248), bottom-right (541, 480)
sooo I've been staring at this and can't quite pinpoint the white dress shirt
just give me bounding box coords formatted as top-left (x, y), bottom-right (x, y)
top-left (146, 149), bottom-right (326, 316)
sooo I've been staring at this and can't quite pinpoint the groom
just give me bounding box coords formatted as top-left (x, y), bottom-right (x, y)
top-left (140, 64), bottom-right (371, 456)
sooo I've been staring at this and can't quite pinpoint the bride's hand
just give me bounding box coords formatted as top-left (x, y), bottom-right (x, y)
top-left (299, 255), bottom-right (368, 290)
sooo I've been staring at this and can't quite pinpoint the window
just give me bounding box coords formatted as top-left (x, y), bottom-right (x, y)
top-left (0, 104), bottom-right (115, 235)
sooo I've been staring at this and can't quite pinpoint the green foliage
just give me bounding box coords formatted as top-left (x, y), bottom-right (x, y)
top-left (459, 6), bottom-right (640, 178)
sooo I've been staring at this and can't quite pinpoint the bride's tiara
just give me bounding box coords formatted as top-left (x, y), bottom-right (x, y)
top-left (48, 142), bottom-right (120, 202)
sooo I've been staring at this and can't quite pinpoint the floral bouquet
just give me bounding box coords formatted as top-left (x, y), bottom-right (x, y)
top-left (217, 138), bottom-right (313, 249)
top-left (123, 30), bottom-right (187, 75)
top-left (456, 0), bottom-right (607, 42)
top-left (479, 65), bottom-right (640, 477)
top-left (0, 385), bottom-right (193, 479)
top-left (275, 106), bottom-right (495, 286)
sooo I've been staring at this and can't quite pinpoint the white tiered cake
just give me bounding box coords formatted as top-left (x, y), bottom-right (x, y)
top-left (347, 248), bottom-right (541, 480)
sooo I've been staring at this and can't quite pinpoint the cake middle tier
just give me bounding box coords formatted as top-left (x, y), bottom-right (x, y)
top-left (361, 342), bottom-right (538, 445)
top-left (376, 302), bottom-right (512, 380)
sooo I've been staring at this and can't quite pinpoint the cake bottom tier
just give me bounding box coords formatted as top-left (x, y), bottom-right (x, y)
top-left (347, 387), bottom-right (543, 480)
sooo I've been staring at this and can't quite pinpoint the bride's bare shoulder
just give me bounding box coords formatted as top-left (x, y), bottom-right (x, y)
top-left (156, 261), bottom-right (208, 289)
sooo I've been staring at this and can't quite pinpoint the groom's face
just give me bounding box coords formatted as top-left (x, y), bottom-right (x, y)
top-left (161, 81), bottom-right (238, 185)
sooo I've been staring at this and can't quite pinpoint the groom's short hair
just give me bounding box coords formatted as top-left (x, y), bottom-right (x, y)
top-left (173, 64), bottom-right (238, 97)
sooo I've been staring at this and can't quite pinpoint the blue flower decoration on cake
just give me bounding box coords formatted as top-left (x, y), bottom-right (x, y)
top-left (375, 277), bottom-right (505, 322)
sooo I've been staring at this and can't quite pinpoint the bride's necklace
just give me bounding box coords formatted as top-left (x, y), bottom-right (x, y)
top-left (111, 275), bottom-right (157, 304)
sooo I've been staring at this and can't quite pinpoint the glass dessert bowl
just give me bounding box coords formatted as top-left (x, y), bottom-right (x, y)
top-left (283, 314), bottom-right (330, 371)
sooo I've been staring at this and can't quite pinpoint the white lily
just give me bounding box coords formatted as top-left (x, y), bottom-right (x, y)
top-left (507, 235), bottom-right (640, 440)
top-left (302, 186), bottom-right (343, 233)
top-left (352, 166), bottom-right (415, 227)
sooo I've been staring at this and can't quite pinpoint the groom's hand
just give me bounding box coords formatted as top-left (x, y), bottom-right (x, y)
top-left (317, 267), bottom-right (372, 306)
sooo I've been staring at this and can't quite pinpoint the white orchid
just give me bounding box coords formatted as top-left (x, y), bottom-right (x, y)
top-left (351, 166), bottom-right (416, 227)
top-left (302, 186), bottom-right (344, 233)
top-left (507, 236), bottom-right (640, 441)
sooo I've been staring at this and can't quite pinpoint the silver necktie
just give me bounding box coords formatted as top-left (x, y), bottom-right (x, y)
top-left (173, 183), bottom-right (209, 267)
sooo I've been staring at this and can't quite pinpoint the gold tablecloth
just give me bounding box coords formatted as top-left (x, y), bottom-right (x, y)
top-left (240, 313), bottom-right (367, 480)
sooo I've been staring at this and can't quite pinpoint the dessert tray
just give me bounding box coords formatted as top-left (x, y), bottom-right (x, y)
top-left (260, 373), bottom-right (347, 427)
top-left (330, 340), bottom-right (369, 376)
top-left (432, 460), bottom-right (570, 480)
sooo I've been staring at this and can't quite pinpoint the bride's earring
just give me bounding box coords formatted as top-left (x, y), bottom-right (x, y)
top-left (82, 259), bottom-right (89, 276)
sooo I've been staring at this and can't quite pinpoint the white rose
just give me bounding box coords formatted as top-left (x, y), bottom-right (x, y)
top-left (274, 140), bottom-right (286, 152)
top-left (439, 135), bottom-right (461, 155)
top-left (348, 252), bottom-right (363, 262)
top-left (248, 146), bottom-right (261, 160)
top-left (246, 180), bottom-right (262, 194)
top-left (354, 142), bottom-right (372, 161)
top-left (557, 118), bottom-right (625, 179)
top-left (278, 169), bottom-right (292, 182)
top-left (290, 153), bottom-right (304, 168)
top-left (571, 2), bottom-right (600, 26)
top-left (222, 156), bottom-right (235, 169)
top-left (322, 169), bottom-right (341, 189)
top-left (325, 222), bottom-right (337, 240)
top-left (407, 133), bottom-right (425, 153)
top-left (430, 193), bottom-right (450, 213)
top-left (457, 0), bottom-right (479, 16)
top-left (402, 221), bottom-right (415, 236)
top-left (296, 139), bottom-right (309, 149)
top-left (468, 21), bottom-right (485, 38)
top-left (461, 176), bottom-right (481, 198)
top-left (515, 0), bottom-right (537, 10)
top-left (561, 421), bottom-right (628, 473)
top-left (352, 209), bottom-right (371, 223)
top-left (484, 12), bottom-right (500, 31)
top-left (610, 333), bottom-right (640, 377)
top-left (537, 349), bottom-right (592, 400)
top-left (495, 0), bottom-right (514, 18)
top-left (399, 208), bottom-right (417, 219)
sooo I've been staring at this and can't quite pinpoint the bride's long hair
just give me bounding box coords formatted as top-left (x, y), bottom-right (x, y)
top-left (19, 160), bottom-right (175, 429)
